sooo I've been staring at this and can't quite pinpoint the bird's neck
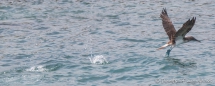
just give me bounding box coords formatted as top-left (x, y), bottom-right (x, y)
top-left (183, 37), bottom-right (191, 43)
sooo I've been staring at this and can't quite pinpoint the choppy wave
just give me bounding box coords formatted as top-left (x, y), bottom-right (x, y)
top-left (0, 0), bottom-right (215, 86)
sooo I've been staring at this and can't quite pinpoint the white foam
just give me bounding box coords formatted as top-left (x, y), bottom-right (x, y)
top-left (89, 55), bottom-right (108, 64)
top-left (26, 65), bottom-right (46, 72)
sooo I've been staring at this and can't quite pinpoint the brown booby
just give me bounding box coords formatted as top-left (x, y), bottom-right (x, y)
top-left (158, 8), bottom-right (200, 56)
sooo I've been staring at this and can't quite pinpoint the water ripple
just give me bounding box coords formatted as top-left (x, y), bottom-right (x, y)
top-left (0, 0), bottom-right (215, 86)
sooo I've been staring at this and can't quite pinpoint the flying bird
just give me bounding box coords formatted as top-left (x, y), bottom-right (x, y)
top-left (158, 8), bottom-right (200, 56)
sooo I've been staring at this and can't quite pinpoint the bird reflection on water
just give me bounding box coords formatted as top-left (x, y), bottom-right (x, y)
top-left (164, 56), bottom-right (197, 75)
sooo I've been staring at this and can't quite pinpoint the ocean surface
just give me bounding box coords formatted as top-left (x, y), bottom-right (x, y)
top-left (0, 0), bottom-right (215, 86)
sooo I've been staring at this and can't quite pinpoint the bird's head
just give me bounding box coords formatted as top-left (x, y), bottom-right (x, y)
top-left (184, 36), bottom-right (201, 42)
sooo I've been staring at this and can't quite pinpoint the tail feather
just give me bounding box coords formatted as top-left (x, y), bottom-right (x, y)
top-left (157, 44), bottom-right (169, 50)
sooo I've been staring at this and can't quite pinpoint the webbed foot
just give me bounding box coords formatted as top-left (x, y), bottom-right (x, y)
top-left (165, 49), bottom-right (171, 57)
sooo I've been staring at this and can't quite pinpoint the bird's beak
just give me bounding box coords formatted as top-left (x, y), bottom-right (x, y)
top-left (194, 39), bottom-right (201, 42)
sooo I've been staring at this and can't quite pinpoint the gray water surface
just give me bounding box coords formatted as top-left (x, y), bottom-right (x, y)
top-left (0, 0), bottom-right (215, 86)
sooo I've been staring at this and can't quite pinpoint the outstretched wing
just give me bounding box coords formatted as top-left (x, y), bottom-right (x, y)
top-left (175, 17), bottom-right (196, 37)
top-left (160, 8), bottom-right (176, 40)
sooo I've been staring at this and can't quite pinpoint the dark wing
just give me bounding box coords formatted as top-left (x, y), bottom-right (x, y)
top-left (175, 17), bottom-right (196, 37)
top-left (160, 8), bottom-right (176, 40)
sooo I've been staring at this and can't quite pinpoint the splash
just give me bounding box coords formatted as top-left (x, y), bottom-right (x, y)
top-left (89, 55), bottom-right (108, 64)
top-left (26, 65), bottom-right (46, 72)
